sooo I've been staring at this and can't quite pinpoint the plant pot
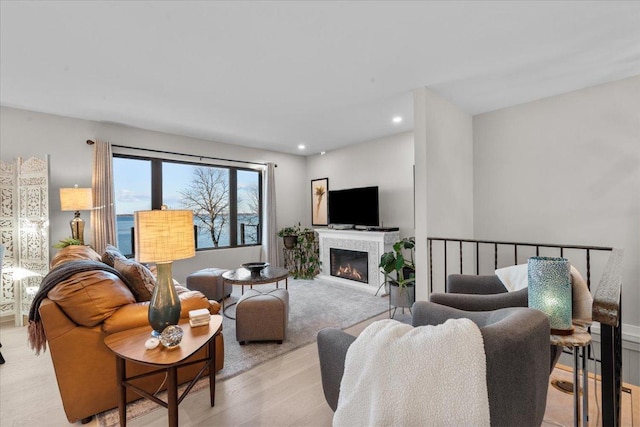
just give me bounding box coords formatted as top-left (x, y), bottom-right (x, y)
top-left (402, 266), bottom-right (415, 282)
top-left (389, 281), bottom-right (415, 309)
top-left (283, 235), bottom-right (298, 249)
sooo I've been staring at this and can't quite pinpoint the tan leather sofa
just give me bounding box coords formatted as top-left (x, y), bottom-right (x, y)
top-left (39, 246), bottom-right (224, 423)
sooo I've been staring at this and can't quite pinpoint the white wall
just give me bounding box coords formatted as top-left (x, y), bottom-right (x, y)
top-left (413, 87), bottom-right (474, 301)
top-left (305, 131), bottom-right (414, 237)
top-left (0, 106), bottom-right (308, 282)
top-left (473, 76), bottom-right (640, 329)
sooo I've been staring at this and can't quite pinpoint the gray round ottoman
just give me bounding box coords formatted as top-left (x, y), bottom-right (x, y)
top-left (236, 289), bottom-right (289, 345)
top-left (186, 268), bottom-right (231, 302)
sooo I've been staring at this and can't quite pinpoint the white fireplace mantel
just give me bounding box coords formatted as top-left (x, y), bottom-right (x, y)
top-left (316, 229), bottom-right (399, 295)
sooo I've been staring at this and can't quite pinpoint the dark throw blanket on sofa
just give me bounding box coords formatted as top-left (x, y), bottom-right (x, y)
top-left (27, 260), bottom-right (131, 355)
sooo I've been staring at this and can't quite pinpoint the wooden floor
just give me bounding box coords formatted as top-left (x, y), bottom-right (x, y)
top-left (0, 314), bottom-right (638, 426)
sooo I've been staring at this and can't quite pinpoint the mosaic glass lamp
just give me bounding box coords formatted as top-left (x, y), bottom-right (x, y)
top-left (135, 209), bottom-right (195, 336)
top-left (527, 256), bottom-right (574, 335)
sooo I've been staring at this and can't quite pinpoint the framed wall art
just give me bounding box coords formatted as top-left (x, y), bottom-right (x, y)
top-left (311, 178), bottom-right (329, 226)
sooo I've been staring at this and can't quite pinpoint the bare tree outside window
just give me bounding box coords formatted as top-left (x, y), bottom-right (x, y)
top-left (245, 184), bottom-right (260, 217)
top-left (238, 183), bottom-right (260, 243)
top-left (179, 167), bottom-right (229, 247)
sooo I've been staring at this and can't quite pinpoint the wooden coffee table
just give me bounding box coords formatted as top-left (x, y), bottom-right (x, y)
top-left (222, 266), bottom-right (289, 319)
top-left (104, 316), bottom-right (223, 427)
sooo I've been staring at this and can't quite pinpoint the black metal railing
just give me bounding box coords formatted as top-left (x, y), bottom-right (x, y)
top-left (427, 237), bottom-right (613, 293)
top-left (592, 248), bottom-right (624, 426)
top-left (427, 237), bottom-right (623, 426)
top-left (239, 223), bottom-right (260, 245)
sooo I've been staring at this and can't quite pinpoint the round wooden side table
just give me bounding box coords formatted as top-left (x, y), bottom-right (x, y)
top-left (550, 320), bottom-right (592, 427)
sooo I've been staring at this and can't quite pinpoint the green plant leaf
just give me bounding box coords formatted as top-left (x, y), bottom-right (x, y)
top-left (394, 254), bottom-right (405, 272)
top-left (53, 237), bottom-right (83, 249)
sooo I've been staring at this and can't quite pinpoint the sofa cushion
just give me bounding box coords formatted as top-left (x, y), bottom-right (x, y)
top-left (50, 245), bottom-right (102, 269)
top-left (101, 244), bottom-right (127, 267)
top-left (113, 258), bottom-right (155, 302)
top-left (47, 270), bottom-right (136, 327)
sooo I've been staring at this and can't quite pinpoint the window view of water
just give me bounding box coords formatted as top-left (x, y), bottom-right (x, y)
top-left (117, 214), bottom-right (259, 256)
top-left (113, 156), bottom-right (261, 256)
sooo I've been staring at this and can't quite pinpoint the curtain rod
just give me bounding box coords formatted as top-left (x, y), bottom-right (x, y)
top-left (86, 140), bottom-right (274, 167)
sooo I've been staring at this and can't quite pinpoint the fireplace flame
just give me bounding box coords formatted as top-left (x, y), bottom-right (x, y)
top-left (336, 264), bottom-right (364, 281)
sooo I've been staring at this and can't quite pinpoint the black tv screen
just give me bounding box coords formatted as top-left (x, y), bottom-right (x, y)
top-left (328, 186), bottom-right (379, 226)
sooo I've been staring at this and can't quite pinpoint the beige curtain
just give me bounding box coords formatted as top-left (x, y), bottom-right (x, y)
top-left (90, 139), bottom-right (116, 254)
top-left (261, 162), bottom-right (278, 266)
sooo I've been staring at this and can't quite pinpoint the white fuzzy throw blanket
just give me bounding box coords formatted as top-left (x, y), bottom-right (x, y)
top-left (333, 319), bottom-right (490, 427)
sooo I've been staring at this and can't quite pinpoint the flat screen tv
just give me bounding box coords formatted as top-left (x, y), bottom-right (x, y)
top-left (328, 186), bottom-right (379, 227)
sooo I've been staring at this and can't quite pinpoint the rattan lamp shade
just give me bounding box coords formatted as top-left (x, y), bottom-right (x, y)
top-left (134, 210), bottom-right (195, 263)
top-left (59, 187), bottom-right (93, 211)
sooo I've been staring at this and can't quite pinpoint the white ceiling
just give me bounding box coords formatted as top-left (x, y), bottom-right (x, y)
top-left (1, 1), bottom-right (639, 155)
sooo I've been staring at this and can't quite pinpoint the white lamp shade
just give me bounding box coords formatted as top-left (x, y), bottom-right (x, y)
top-left (134, 210), bottom-right (195, 263)
top-left (59, 187), bottom-right (93, 211)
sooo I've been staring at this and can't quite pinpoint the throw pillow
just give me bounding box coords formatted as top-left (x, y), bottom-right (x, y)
top-left (113, 258), bottom-right (156, 302)
top-left (494, 264), bottom-right (529, 292)
top-left (102, 244), bottom-right (127, 267)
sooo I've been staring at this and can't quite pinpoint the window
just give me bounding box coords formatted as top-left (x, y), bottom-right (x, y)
top-left (237, 169), bottom-right (261, 245)
top-left (113, 155), bottom-right (261, 256)
top-left (113, 157), bottom-right (152, 256)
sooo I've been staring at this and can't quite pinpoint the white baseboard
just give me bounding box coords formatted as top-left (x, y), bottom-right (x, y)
top-left (590, 322), bottom-right (640, 349)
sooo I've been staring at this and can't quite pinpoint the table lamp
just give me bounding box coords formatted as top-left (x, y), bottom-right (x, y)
top-left (527, 256), bottom-right (574, 335)
top-left (134, 209), bottom-right (195, 336)
top-left (59, 185), bottom-right (93, 245)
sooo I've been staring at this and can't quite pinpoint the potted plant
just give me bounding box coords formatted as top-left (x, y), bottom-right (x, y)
top-left (53, 237), bottom-right (83, 249)
top-left (379, 237), bottom-right (416, 310)
top-left (291, 228), bottom-right (320, 279)
top-left (278, 224), bottom-right (300, 249)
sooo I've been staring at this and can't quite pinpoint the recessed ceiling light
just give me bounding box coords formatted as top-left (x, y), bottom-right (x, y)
top-left (320, 151), bottom-right (326, 156)
top-left (392, 116), bottom-right (403, 124)
top-left (298, 144), bottom-right (306, 150)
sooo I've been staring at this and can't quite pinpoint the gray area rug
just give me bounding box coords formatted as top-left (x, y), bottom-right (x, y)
top-left (97, 278), bottom-right (390, 426)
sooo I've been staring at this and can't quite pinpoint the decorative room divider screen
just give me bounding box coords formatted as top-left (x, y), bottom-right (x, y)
top-left (0, 156), bottom-right (50, 326)
top-left (427, 237), bottom-right (623, 427)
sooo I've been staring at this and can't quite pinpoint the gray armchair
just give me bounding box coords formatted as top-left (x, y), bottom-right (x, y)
top-left (434, 274), bottom-right (528, 308)
top-left (317, 301), bottom-right (551, 427)
top-left (430, 274), bottom-right (561, 372)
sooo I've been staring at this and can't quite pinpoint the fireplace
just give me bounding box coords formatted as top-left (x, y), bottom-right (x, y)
top-left (330, 248), bottom-right (368, 284)
top-left (317, 229), bottom-right (398, 295)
